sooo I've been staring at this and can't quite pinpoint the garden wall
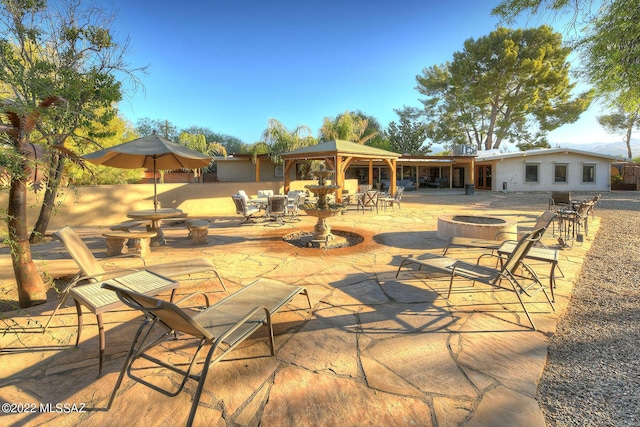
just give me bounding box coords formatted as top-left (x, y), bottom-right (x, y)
top-left (0, 181), bottom-right (282, 232)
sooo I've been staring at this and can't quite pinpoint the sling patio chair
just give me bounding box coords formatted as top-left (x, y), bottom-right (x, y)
top-left (396, 228), bottom-right (555, 331)
top-left (43, 227), bottom-right (227, 350)
top-left (103, 278), bottom-right (311, 426)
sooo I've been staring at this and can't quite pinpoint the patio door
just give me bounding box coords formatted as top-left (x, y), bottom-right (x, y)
top-left (475, 165), bottom-right (492, 190)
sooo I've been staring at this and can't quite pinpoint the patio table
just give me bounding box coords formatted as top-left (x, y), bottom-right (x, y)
top-left (127, 208), bottom-right (184, 246)
top-left (70, 270), bottom-right (178, 376)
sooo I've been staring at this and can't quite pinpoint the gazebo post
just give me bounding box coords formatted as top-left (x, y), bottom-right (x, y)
top-left (283, 159), bottom-right (292, 194)
top-left (335, 156), bottom-right (343, 203)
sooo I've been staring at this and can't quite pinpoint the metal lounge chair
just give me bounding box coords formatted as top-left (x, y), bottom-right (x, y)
top-left (103, 278), bottom-right (311, 426)
top-left (397, 228), bottom-right (555, 330)
top-left (43, 226), bottom-right (227, 375)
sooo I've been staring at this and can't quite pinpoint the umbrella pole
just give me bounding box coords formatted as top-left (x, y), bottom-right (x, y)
top-left (153, 157), bottom-right (158, 211)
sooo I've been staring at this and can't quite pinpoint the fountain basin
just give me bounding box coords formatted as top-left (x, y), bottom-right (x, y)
top-left (437, 215), bottom-right (517, 240)
top-left (301, 206), bottom-right (343, 219)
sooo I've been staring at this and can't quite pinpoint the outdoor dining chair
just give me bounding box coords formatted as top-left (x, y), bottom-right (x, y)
top-left (548, 191), bottom-right (572, 212)
top-left (358, 190), bottom-right (379, 214)
top-left (232, 194), bottom-right (262, 223)
top-left (265, 195), bottom-right (288, 225)
top-left (286, 192), bottom-right (303, 221)
top-left (103, 278), bottom-right (311, 426)
top-left (379, 187), bottom-right (404, 211)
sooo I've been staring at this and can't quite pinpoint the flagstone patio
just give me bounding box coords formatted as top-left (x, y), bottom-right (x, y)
top-left (0, 191), bottom-right (596, 426)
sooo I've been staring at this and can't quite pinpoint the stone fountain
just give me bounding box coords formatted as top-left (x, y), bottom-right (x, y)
top-left (299, 164), bottom-right (345, 247)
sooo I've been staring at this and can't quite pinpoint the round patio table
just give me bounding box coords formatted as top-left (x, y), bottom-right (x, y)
top-left (127, 208), bottom-right (184, 246)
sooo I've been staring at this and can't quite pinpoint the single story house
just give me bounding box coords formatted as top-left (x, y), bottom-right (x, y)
top-left (474, 148), bottom-right (620, 193)
top-left (212, 147), bottom-right (620, 193)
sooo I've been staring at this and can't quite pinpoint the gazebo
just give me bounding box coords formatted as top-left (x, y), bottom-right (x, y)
top-left (280, 140), bottom-right (401, 203)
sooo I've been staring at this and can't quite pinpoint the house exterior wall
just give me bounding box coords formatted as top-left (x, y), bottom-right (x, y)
top-left (217, 159), bottom-right (255, 181)
top-left (216, 157), bottom-right (283, 182)
top-left (488, 152), bottom-right (611, 192)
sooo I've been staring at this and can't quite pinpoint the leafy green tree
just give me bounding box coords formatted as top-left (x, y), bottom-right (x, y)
top-left (135, 118), bottom-right (178, 141)
top-left (493, 1), bottom-right (640, 133)
top-left (0, 0), bottom-right (144, 243)
top-left (182, 126), bottom-right (247, 154)
top-left (253, 118), bottom-right (316, 163)
top-left (352, 111), bottom-right (387, 148)
top-left (319, 110), bottom-right (378, 144)
top-left (65, 113), bottom-right (142, 185)
top-left (597, 108), bottom-right (639, 159)
top-left (385, 107), bottom-right (431, 155)
top-left (416, 26), bottom-right (593, 151)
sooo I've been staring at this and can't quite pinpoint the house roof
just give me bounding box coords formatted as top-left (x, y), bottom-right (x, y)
top-left (280, 139), bottom-right (400, 160)
top-left (476, 147), bottom-right (622, 162)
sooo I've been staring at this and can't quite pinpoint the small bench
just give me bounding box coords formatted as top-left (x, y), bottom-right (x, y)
top-left (109, 220), bottom-right (147, 232)
top-left (102, 230), bottom-right (157, 257)
top-left (185, 219), bottom-right (210, 245)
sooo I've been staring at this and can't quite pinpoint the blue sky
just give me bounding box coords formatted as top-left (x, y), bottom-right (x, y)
top-left (101, 0), bottom-right (619, 148)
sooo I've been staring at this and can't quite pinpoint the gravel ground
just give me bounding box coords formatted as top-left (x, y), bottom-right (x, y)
top-left (533, 193), bottom-right (640, 426)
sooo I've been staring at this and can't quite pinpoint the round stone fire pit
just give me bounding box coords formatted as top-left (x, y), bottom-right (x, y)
top-left (437, 215), bottom-right (517, 240)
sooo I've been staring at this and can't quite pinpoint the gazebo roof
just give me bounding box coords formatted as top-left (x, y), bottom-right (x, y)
top-left (280, 139), bottom-right (400, 160)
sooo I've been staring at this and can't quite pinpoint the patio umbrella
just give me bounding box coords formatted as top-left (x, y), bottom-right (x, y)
top-left (83, 132), bottom-right (212, 210)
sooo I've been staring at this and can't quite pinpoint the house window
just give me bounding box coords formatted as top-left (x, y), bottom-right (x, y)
top-left (582, 164), bottom-right (596, 183)
top-left (554, 164), bottom-right (568, 183)
top-left (525, 163), bottom-right (539, 183)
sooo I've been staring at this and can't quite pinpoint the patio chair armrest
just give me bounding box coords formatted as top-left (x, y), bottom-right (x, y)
top-left (475, 253), bottom-right (505, 266)
top-left (101, 253), bottom-right (147, 267)
top-left (174, 291), bottom-right (211, 308)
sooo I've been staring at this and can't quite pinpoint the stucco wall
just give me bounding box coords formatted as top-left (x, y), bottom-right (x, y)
top-left (0, 182), bottom-right (281, 231)
top-left (0, 178), bottom-right (360, 232)
top-left (493, 152), bottom-right (611, 192)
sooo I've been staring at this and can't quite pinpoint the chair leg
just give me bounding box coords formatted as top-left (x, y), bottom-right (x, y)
top-left (504, 277), bottom-right (537, 331)
top-left (74, 299), bottom-right (83, 348)
top-left (107, 318), bottom-right (151, 410)
top-left (97, 314), bottom-right (106, 377)
top-left (42, 293), bottom-right (70, 332)
top-left (188, 345), bottom-right (219, 426)
top-left (447, 275), bottom-right (455, 298)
